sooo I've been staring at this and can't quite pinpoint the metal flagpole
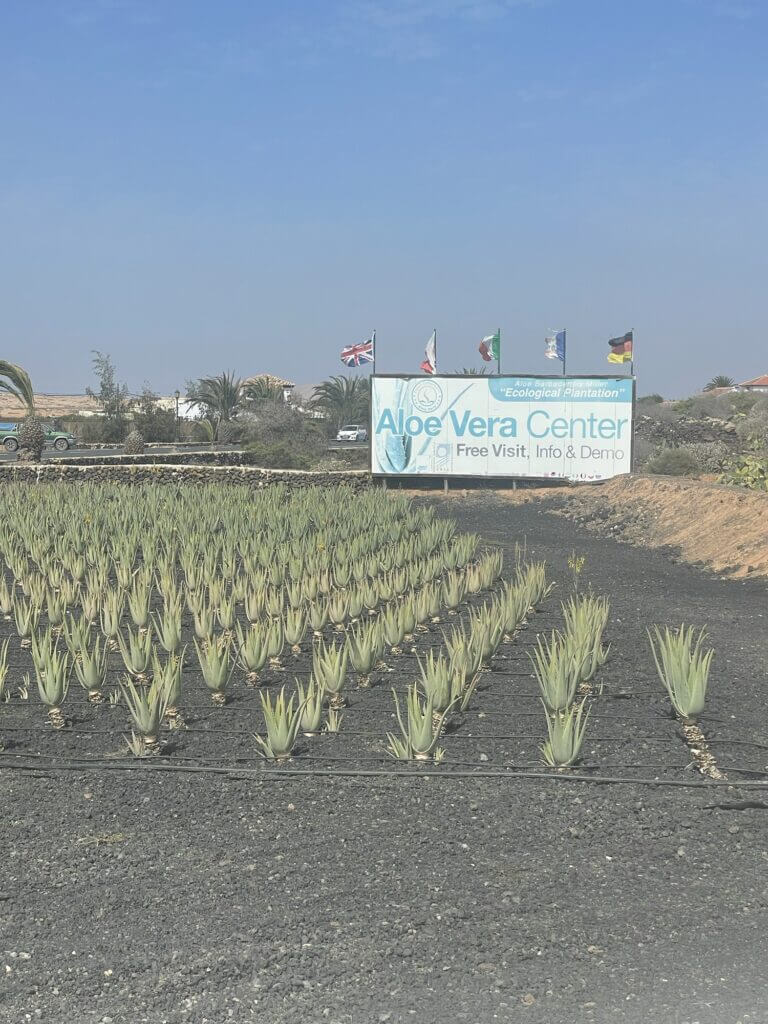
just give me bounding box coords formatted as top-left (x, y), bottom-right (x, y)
top-left (372, 329), bottom-right (376, 376)
top-left (562, 330), bottom-right (567, 377)
top-left (434, 328), bottom-right (437, 374)
top-left (630, 328), bottom-right (634, 378)
top-left (497, 328), bottom-right (501, 376)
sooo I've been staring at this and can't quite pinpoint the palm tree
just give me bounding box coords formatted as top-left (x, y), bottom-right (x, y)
top-left (242, 378), bottom-right (283, 404)
top-left (454, 367), bottom-right (488, 376)
top-left (311, 375), bottom-right (369, 429)
top-left (0, 361), bottom-right (35, 412)
top-left (703, 375), bottom-right (735, 391)
top-left (186, 372), bottom-right (243, 426)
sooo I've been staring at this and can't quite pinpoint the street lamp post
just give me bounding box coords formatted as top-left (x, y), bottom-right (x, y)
top-left (174, 390), bottom-right (180, 444)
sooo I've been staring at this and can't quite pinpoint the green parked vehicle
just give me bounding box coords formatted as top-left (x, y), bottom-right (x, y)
top-left (0, 423), bottom-right (76, 453)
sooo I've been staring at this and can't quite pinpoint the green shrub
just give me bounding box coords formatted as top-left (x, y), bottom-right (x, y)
top-left (719, 454), bottom-right (768, 491)
top-left (244, 441), bottom-right (312, 470)
top-left (645, 448), bottom-right (701, 476)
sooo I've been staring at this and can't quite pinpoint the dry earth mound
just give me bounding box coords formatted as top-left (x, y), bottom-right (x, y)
top-left (525, 475), bottom-right (768, 578)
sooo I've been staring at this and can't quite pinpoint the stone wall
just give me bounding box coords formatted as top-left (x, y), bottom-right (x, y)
top-left (54, 451), bottom-right (255, 467)
top-left (0, 462), bottom-right (372, 490)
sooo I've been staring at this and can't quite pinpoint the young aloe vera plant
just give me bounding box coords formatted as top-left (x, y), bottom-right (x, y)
top-left (34, 642), bottom-right (70, 728)
top-left (386, 685), bottom-right (450, 762)
top-left (63, 611), bottom-right (92, 658)
top-left (75, 636), bottom-right (108, 703)
top-left (266, 618), bottom-right (285, 666)
top-left (0, 637), bottom-right (9, 703)
top-left (254, 687), bottom-right (304, 761)
top-left (195, 634), bottom-right (234, 705)
top-left (13, 596), bottom-right (39, 648)
top-left (153, 604), bottom-right (182, 655)
top-left (284, 607), bottom-right (307, 654)
top-left (296, 676), bottom-right (325, 736)
top-left (312, 638), bottom-right (348, 708)
top-left (235, 621), bottom-right (270, 686)
top-left (118, 624), bottom-right (154, 682)
top-left (327, 591), bottom-right (350, 631)
top-left (540, 698), bottom-right (590, 767)
top-left (127, 577), bottom-right (152, 630)
top-left (562, 594), bottom-right (611, 684)
top-left (441, 569), bottom-right (467, 613)
top-left (152, 649), bottom-right (184, 728)
top-left (100, 589), bottom-right (124, 649)
top-left (381, 603), bottom-right (405, 654)
top-left (308, 598), bottom-right (330, 636)
top-left (121, 676), bottom-right (170, 755)
top-left (346, 620), bottom-right (379, 686)
top-left (529, 631), bottom-right (581, 713)
top-left (45, 589), bottom-right (66, 631)
top-left (417, 649), bottom-right (458, 731)
top-left (648, 624), bottom-right (714, 722)
top-left (0, 575), bottom-right (14, 619)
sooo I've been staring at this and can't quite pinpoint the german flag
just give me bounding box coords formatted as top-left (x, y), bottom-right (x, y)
top-left (607, 330), bottom-right (633, 364)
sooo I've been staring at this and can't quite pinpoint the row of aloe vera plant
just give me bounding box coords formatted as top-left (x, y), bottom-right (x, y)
top-left (1, 524), bottom-right (506, 755)
top-left (241, 550), bottom-right (510, 761)
top-left (385, 561), bottom-right (552, 762)
top-left (529, 593), bottom-right (610, 767)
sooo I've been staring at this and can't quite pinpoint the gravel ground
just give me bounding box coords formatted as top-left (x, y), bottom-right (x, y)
top-left (2, 495), bottom-right (767, 1024)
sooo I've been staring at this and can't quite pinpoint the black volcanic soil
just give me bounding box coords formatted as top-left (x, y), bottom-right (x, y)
top-left (2, 495), bottom-right (767, 1024)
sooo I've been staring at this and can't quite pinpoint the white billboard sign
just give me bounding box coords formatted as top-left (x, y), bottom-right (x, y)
top-left (371, 375), bottom-right (634, 481)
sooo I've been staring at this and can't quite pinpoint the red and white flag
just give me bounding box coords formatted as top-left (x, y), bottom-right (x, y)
top-left (420, 330), bottom-right (437, 374)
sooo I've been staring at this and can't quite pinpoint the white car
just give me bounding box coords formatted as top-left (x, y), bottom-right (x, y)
top-left (336, 424), bottom-right (368, 442)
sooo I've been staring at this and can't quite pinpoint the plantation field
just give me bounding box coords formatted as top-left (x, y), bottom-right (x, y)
top-left (1, 484), bottom-right (767, 1024)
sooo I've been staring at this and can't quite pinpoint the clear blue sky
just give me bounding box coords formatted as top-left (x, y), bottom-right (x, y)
top-left (1, 0), bottom-right (765, 397)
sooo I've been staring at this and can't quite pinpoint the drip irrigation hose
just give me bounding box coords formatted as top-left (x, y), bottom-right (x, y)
top-left (3, 755), bottom-right (768, 789)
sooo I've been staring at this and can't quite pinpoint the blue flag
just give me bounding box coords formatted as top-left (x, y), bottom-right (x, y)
top-left (545, 329), bottom-right (566, 362)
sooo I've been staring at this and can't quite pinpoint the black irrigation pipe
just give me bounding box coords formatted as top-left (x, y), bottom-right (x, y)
top-left (5, 749), bottom-right (766, 776)
top-left (4, 756), bottom-right (768, 790)
top-left (0, 726), bottom-right (686, 744)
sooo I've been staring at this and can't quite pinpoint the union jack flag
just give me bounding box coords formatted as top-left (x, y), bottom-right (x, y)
top-left (340, 336), bottom-right (375, 367)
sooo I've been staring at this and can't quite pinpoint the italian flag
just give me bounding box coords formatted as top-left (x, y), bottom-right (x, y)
top-left (479, 330), bottom-right (500, 362)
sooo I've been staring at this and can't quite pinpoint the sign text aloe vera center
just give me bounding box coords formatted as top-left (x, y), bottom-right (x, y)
top-left (375, 409), bottom-right (629, 440)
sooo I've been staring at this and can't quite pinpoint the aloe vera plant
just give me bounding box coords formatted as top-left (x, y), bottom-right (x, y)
top-left (254, 687), bottom-right (304, 761)
top-left (381, 604), bottom-right (405, 652)
top-left (100, 588), bottom-right (124, 648)
top-left (45, 589), bottom-right (66, 629)
top-left (441, 570), bottom-right (466, 612)
top-left (0, 575), bottom-right (13, 618)
top-left (195, 634), bottom-right (234, 705)
top-left (34, 643), bottom-right (70, 728)
top-left (235, 621), bottom-right (269, 685)
top-left (13, 596), bottom-right (39, 647)
top-left (562, 594), bottom-right (611, 682)
top-left (540, 699), bottom-right (590, 767)
top-left (284, 607), bottom-right (307, 654)
top-left (312, 638), bottom-right (348, 708)
top-left (152, 649), bottom-right (184, 727)
top-left (153, 604), bottom-right (182, 654)
top-left (121, 676), bottom-right (169, 754)
top-left (127, 577), bottom-right (152, 629)
top-left (386, 685), bottom-right (450, 762)
top-left (346, 620), bottom-right (378, 686)
top-left (529, 631), bottom-right (581, 713)
top-left (0, 637), bottom-right (8, 702)
top-left (417, 649), bottom-right (457, 729)
top-left (648, 624), bottom-right (714, 721)
top-left (75, 636), bottom-right (108, 703)
top-left (296, 676), bottom-right (325, 736)
top-left (117, 625), bottom-right (154, 681)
